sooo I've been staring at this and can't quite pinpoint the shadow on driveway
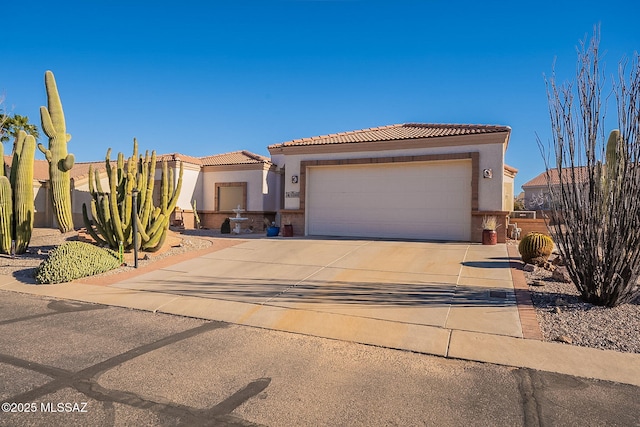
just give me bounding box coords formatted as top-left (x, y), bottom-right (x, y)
top-left (116, 276), bottom-right (515, 308)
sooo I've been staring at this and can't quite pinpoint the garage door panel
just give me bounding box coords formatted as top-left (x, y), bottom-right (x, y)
top-left (307, 161), bottom-right (471, 241)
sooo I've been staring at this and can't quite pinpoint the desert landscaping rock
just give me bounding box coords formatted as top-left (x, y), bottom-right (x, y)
top-left (551, 266), bottom-right (571, 283)
top-left (524, 266), bottom-right (639, 354)
top-left (0, 228), bottom-right (213, 280)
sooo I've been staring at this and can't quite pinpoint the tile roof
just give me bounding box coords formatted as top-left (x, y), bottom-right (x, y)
top-left (268, 123), bottom-right (511, 149)
top-left (4, 156), bottom-right (51, 181)
top-left (156, 153), bottom-right (204, 165)
top-left (522, 167), bottom-right (590, 187)
top-left (4, 155), bottom-right (108, 181)
top-left (200, 150), bottom-right (272, 166)
top-left (4, 149), bottom-right (272, 183)
top-left (69, 161), bottom-right (107, 181)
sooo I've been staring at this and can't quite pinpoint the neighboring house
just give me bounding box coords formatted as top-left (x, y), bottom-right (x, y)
top-left (268, 123), bottom-right (516, 243)
top-left (521, 167), bottom-right (589, 211)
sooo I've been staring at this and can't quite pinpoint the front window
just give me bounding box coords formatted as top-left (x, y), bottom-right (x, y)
top-left (215, 182), bottom-right (247, 211)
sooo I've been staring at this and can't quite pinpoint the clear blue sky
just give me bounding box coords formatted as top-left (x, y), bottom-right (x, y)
top-left (2, 0), bottom-right (639, 192)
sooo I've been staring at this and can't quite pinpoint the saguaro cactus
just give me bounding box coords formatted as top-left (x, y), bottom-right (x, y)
top-left (0, 176), bottom-right (12, 253)
top-left (0, 130), bottom-right (36, 254)
top-left (38, 70), bottom-right (75, 233)
top-left (11, 131), bottom-right (35, 253)
top-left (603, 129), bottom-right (623, 204)
top-left (83, 139), bottom-right (183, 252)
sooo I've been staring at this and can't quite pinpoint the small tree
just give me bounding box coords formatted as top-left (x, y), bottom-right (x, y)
top-left (540, 29), bottom-right (640, 306)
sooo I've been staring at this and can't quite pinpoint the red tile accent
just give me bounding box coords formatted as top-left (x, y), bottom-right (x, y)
top-left (269, 123), bottom-right (511, 149)
top-left (507, 244), bottom-right (544, 340)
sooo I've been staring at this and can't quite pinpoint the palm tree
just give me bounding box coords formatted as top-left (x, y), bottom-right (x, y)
top-left (0, 114), bottom-right (40, 142)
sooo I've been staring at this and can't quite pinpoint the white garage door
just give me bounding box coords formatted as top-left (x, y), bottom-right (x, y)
top-left (306, 160), bottom-right (471, 241)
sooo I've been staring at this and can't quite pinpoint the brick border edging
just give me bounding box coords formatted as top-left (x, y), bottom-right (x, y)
top-left (507, 244), bottom-right (544, 340)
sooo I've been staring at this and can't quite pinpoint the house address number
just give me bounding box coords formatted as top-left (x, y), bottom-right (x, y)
top-left (285, 191), bottom-right (300, 198)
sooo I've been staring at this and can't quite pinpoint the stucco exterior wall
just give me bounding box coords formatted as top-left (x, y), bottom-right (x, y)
top-left (33, 182), bottom-right (50, 227)
top-left (503, 173), bottom-right (515, 211)
top-left (71, 173), bottom-right (110, 226)
top-left (263, 169), bottom-right (281, 212)
top-left (176, 163), bottom-right (202, 210)
top-left (523, 185), bottom-right (552, 211)
top-left (200, 168), bottom-right (277, 212)
top-left (271, 139), bottom-right (507, 212)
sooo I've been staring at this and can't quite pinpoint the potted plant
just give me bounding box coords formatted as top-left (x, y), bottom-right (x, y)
top-left (264, 218), bottom-right (280, 237)
top-left (481, 215), bottom-right (500, 245)
top-left (282, 216), bottom-right (293, 237)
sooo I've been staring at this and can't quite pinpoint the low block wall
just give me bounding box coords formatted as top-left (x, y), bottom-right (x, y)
top-left (280, 210), bottom-right (305, 237)
top-left (196, 211), bottom-right (276, 233)
top-left (510, 218), bottom-right (551, 238)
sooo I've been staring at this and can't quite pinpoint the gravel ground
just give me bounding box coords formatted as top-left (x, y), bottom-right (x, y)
top-left (0, 227), bottom-right (214, 280)
top-left (2, 230), bottom-right (638, 354)
top-left (524, 264), bottom-right (639, 354)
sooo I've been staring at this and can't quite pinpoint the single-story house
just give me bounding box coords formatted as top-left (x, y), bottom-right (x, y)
top-left (268, 123), bottom-right (516, 242)
top-left (521, 167), bottom-right (588, 211)
top-left (4, 122), bottom-right (517, 243)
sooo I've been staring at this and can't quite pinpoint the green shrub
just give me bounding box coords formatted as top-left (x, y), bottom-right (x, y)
top-left (35, 241), bottom-right (121, 284)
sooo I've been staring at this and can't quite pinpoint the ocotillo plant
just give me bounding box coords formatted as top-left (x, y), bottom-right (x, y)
top-left (82, 139), bottom-right (183, 252)
top-left (0, 130), bottom-right (36, 254)
top-left (38, 70), bottom-right (75, 233)
top-left (542, 31), bottom-right (640, 306)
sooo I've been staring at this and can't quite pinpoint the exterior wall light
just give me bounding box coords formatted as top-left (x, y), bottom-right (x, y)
top-left (483, 169), bottom-right (493, 179)
top-left (291, 175), bottom-right (299, 184)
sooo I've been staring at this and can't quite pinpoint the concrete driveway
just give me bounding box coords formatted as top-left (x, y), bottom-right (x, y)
top-left (112, 238), bottom-right (522, 341)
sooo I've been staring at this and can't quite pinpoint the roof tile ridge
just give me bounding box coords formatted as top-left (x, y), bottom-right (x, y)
top-left (200, 150), bottom-right (244, 159)
top-left (288, 123), bottom-right (402, 144)
top-left (242, 150), bottom-right (271, 163)
top-left (241, 150), bottom-right (271, 163)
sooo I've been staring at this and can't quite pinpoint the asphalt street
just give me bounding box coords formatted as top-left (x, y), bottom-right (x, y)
top-left (0, 290), bottom-right (638, 426)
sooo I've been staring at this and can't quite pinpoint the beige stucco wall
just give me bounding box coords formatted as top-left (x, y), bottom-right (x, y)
top-left (503, 174), bottom-right (515, 211)
top-left (200, 168), bottom-right (278, 212)
top-left (175, 162), bottom-right (202, 210)
top-left (72, 172), bottom-right (110, 220)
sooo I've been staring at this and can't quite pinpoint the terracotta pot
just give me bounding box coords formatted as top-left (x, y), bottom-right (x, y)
top-left (282, 224), bottom-right (293, 237)
top-left (482, 229), bottom-right (497, 245)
